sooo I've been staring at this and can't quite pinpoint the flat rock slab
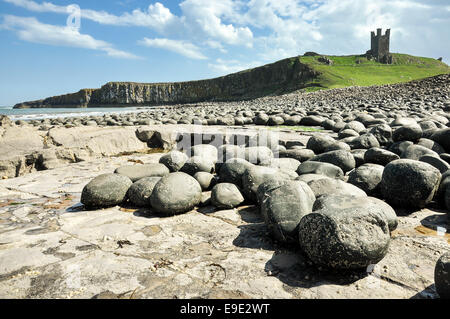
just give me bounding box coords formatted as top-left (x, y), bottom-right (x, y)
top-left (0, 154), bottom-right (449, 299)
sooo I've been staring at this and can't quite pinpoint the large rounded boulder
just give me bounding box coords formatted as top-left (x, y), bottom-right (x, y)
top-left (431, 128), bottom-right (450, 153)
top-left (297, 161), bottom-right (344, 180)
top-left (312, 195), bottom-right (398, 231)
top-left (150, 172), bottom-right (202, 215)
top-left (127, 177), bottom-right (161, 207)
top-left (218, 158), bottom-right (254, 188)
top-left (211, 183), bottom-right (245, 209)
top-left (309, 150), bottom-right (356, 173)
top-left (81, 174), bottom-right (133, 209)
top-left (347, 163), bottom-right (384, 196)
top-left (115, 164), bottom-right (169, 182)
top-left (159, 151), bottom-right (189, 172)
top-left (307, 178), bottom-right (367, 198)
top-left (242, 166), bottom-right (292, 202)
top-left (380, 159), bottom-right (442, 209)
top-left (298, 196), bottom-right (391, 270)
top-left (259, 180), bottom-right (316, 244)
top-left (435, 252), bottom-right (450, 299)
top-left (306, 135), bottom-right (336, 154)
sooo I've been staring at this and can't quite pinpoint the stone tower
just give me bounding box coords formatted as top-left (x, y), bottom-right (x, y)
top-left (367, 28), bottom-right (393, 64)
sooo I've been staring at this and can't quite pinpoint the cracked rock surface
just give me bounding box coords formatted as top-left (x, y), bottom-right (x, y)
top-left (0, 152), bottom-right (448, 299)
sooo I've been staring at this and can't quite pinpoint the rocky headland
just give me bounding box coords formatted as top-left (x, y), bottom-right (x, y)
top-left (13, 58), bottom-right (317, 109)
top-left (0, 73), bottom-right (449, 299)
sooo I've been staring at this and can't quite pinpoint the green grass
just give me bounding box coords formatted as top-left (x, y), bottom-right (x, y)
top-left (293, 53), bottom-right (450, 91)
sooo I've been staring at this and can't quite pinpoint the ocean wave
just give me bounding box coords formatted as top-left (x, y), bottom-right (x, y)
top-left (1, 106), bottom-right (157, 121)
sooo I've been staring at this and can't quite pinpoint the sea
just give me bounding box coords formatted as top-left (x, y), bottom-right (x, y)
top-left (0, 106), bottom-right (155, 122)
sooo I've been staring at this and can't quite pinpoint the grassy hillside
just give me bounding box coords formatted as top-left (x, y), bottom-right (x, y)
top-left (294, 53), bottom-right (450, 92)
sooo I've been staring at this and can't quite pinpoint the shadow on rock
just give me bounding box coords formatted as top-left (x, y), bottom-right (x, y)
top-left (232, 207), bottom-right (365, 289)
top-left (420, 209), bottom-right (450, 232)
top-left (410, 284), bottom-right (439, 299)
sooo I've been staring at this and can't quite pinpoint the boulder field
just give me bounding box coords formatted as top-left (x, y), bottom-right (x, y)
top-left (0, 74), bottom-right (449, 298)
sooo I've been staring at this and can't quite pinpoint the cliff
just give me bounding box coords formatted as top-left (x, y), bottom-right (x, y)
top-left (14, 57), bottom-right (318, 108)
top-left (14, 89), bottom-right (96, 109)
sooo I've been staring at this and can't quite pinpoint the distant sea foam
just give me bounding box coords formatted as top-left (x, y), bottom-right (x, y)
top-left (0, 106), bottom-right (155, 121)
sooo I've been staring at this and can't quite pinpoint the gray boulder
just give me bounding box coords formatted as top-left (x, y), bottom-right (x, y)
top-left (296, 174), bottom-right (333, 184)
top-left (211, 183), bottom-right (245, 209)
top-left (417, 138), bottom-right (446, 154)
top-left (181, 156), bottom-right (215, 175)
top-left (364, 148), bottom-right (399, 166)
top-left (381, 159), bottom-right (442, 209)
top-left (310, 150), bottom-right (356, 173)
top-left (300, 115), bottom-right (324, 127)
top-left (313, 194), bottom-right (398, 231)
top-left (343, 121), bottom-right (366, 133)
top-left (194, 172), bottom-right (217, 191)
top-left (434, 252), bottom-right (450, 299)
top-left (338, 129), bottom-right (359, 139)
top-left (244, 146), bottom-right (273, 165)
top-left (388, 141), bottom-right (414, 156)
top-left (419, 155), bottom-right (450, 173)
top-left (348, 163), bottom-right (384, 196)
top-left (351, 149), bottom-right (367, 167)
top-left (259, 180), bottom-right (316, 243)
top-left (81, 174), bottom-right (132, 208)
top-left (218, 158), bottom-right (254, 188)
top-left (279, 148), bottom-right (315, 162)
top-left (159, 151), bottom-right (189, 172)
top-left (242, 166), bottom-right (293, 202)
top-left (348, 133), bottom-right (380, 150)
top-left (392, 124), bottom-right (422, 142)
top-left (297, 161), bottom-right (344, 180)
top-left (368, 124), bottom-right (392, 146)
top-left (307, 178), bottom-right (367, 198)
top-left (306, 135), bottom-right (336, 154)
top-left (446, 184), bottom-right (450, 211)
top-left (431, 128), bottom-right (450, 153)
top-left (127, 177), bottom-right (161, 207)
top-left (115, 164), bottom-right (170, 182)
top-left (150, 172), bottom-right (202, 214)
top-left (401, 144), bottom-right (439, 161)
top-left (299, 196), bottom-right (391, 269)
top-left (261, 157), bottom-right (301, 171)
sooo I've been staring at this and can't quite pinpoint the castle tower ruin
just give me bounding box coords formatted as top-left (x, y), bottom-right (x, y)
top-left (366, 28), bottom-right (393, 64)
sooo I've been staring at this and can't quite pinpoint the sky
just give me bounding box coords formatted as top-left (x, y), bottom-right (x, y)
top-left (0, 0), bottom-right (449, 106)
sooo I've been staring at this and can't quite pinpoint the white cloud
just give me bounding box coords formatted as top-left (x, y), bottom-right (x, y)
top-left (179, 0), bottom-right (254, 46)
top-left (139, 37), bottom-right (207, 60)
top-left (4, 0), bottom-right (66, 13)
top-left (4, 0), bottom-right (180, 32)
top-left (1, 15), bottom-right (140, 59)
top-left (3, 0), bottom-right (450, 66)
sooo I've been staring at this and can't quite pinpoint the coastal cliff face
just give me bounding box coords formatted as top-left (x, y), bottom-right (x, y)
top-left (14, 89), bottom-right (96, 109)
top-left (14, 57), bottom-right (318, 108)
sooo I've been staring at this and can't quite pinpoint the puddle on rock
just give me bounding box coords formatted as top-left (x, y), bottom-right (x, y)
top-left (392, 225), bottom-right (450, 244)
top-left (414, 225), bottom-right (450, 243)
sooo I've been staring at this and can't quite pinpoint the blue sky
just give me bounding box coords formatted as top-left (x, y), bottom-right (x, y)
top-left (0, 0), bottom-right (449, 106)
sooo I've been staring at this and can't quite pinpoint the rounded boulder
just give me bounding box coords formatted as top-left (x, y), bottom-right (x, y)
top-left (259, 180), bottom-right (316, 243)
top-left (150, 172), bottom-right (202, 214)
top-left (381, 159), bottom-right (442, 209)
top-left (81, 174), bottom-right (133, 208)
top-left (299, 196), bottom-right (391, 270)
